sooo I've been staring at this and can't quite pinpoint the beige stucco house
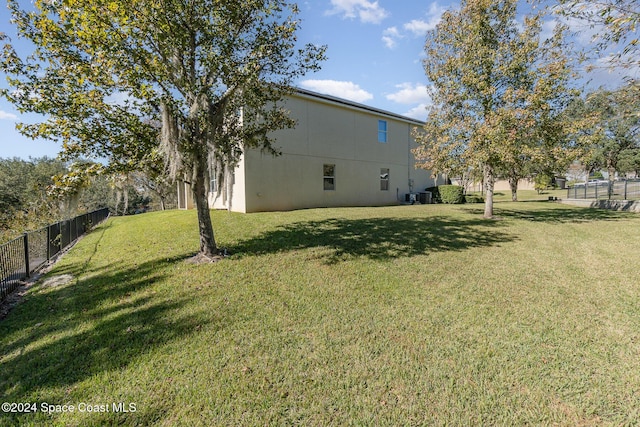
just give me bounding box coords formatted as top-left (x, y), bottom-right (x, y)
top-left (178, 88), bottom-right (444, 213)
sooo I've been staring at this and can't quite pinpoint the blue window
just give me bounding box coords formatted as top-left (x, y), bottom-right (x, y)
top-left (378, 120), bottom-right (387, 143)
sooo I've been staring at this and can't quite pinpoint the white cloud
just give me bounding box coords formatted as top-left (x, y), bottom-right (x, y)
top-left (299, 79), bottom-right (374, 103)
top-left (0, 110), bottom-right (18, 121)
top-left (382, 26), bottom-right (402, 49)
top-left (403, 104), bottom-right (429, 121)
top-left (380, 2), bottom-right (446, 49)
top-left (387, 83), bottom-right (432, 120)
top-left (583, 55), bottom-right (640, 88)
top-left (403, 20), bottom-right (433, 36)
top-left (404, 3), bottom-right (446, 36)
top-left (550, 3), bottom-right (610, 47)
top-left (386, 82), bottom-right (431, 105)
top-left (326, 0), bottom-right (389, 24)
top-left (540, 18), bottom-right (559, 43)
top-left (540, 17), bottom-right (595, 46)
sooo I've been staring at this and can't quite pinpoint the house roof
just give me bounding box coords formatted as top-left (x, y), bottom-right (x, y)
top-left (292, 87), bottom-right (426, 127)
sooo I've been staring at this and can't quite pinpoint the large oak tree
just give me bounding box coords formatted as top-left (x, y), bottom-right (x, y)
top-left (1, 0), bottom-right (325, 258)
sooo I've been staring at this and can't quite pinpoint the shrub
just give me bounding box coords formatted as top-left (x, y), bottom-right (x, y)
top-left (465, 194), bottom-right (484, 203)
top-left (534, 174), bottom-right (552, 194)
top-left (439, 185), bottom-right (465, 204)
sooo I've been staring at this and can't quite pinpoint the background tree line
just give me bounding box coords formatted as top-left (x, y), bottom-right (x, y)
top-left (0, 156), bottom-right (177, 244)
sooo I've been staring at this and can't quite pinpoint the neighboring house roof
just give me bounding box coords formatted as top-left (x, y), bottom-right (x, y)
top-left (293, 87), bottom-right (426, 127)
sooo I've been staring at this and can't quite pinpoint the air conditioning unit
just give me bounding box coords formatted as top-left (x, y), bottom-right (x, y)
top-left (405, 193), bottom-right (418, 204)
top-left (419, 192), bottom-right (432, 204)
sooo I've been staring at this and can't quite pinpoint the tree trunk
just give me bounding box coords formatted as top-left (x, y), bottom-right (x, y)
top-left (509, 176), bottom-right (518, 202)
top-left (192, 156), bottom-right (218, 257)
top-left (483, 164), bottom-right (495, 219)
top-left (608, 166), bottom-right (616, 199)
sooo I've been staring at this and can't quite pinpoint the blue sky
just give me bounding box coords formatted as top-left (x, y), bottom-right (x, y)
top-left (1, 0), bottom-right (638, 159)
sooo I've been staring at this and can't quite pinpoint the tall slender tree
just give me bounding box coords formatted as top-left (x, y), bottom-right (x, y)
top-left (1, 0), bottom-right (325, 258)
top-left (413, 0), bottom-right (577, 217)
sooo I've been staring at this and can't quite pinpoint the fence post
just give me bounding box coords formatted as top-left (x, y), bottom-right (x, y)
top-left (46, 226), bottom-right (51, 262)
top-left (23, 233), bottom-right (30, 278)
top-left (624, 180), bottom-right (628, 200)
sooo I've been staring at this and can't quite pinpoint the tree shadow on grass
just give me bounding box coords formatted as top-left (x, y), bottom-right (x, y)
top-left (461, 204), bottom-right (634, 223)
top-left (230, 215), bottom-right (516, 264)
top-left (0, 254), bottom-right (225, 414)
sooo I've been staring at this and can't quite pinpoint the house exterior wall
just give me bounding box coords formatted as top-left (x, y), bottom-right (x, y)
top-left (209, 89), bottom-right (442, 213)
top-left (210, 153), bottom-right (248, 212)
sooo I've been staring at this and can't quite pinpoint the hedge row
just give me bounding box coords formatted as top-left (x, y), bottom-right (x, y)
top-left (425, 185), bottom-right (483, 204)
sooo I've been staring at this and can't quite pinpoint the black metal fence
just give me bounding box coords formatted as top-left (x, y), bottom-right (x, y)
top-left (0, 208), bottom-right (109, 303)
top-left (566, 179), bottom-right (640, 201)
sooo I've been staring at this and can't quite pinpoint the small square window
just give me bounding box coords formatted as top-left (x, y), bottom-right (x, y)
top-left (324, 164), bottom-right (335, 191)
top-left (378, 120), bottom-right (387, 143)
top-left (380, 168), bottom-right (389, 191)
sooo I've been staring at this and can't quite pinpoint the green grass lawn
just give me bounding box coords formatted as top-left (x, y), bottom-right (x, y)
top-left (467, 188), bottom-right (568, 202)
top-left (1, 203), bottom-right (640, 426)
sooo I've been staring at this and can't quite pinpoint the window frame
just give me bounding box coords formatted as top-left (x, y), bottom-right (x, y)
top-left (323, 164), bottom-right (336, 191)
top-left (377, 120), bottom-right (388, 143)
top-left (380, 168), bottom-right (390, 191)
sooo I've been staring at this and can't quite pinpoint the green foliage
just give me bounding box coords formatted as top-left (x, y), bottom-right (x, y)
top-left (618, 149), bottom-right (640, 176)
top-left (0, 157), bottom-right (67, 242)
top-left (439, 185), bottom-right (466, 204)
top-left (426, 185), bottom-right (467, 204)
top-left (567, 85), bottom-right (640, 179)
top-left (534, 173), bottom-right (552, 194)
top-left (412, 0), bottom-right (579, 218)
top-left (1, 0), bottom-right (326, 256)
top-left (465, 194), bottom-right (484, 203)
top-left (0, 157), bottom-right (174, 243)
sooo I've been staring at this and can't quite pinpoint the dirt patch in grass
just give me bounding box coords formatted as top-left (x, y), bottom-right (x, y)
top-left (184, 251), bottom-right (228, 264)
top-left (40, 274), bottom-right (74, 288)
top-left (0, 266), bottom-right (72, 321)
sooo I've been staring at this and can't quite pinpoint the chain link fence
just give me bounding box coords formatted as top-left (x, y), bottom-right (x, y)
top-left (566, 179), bottom-right (640, 201)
